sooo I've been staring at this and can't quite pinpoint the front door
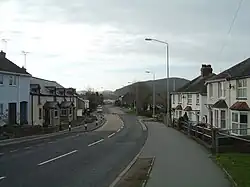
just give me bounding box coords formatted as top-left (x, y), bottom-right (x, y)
top-left (20, 101), bottom-right (28, 125)
top-left (8, 103), bottom-right (17, 125)
top-left (44, 109), bottom-right (50, 126)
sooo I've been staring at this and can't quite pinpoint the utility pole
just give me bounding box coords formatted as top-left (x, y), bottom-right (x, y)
top-left (21, 51), bottom-right (29, 69)
top-left (1, 39), bottom-right (9, 52)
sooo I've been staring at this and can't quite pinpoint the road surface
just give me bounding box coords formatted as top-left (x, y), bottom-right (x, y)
top-left (0, 106), bottom-right (147, 187)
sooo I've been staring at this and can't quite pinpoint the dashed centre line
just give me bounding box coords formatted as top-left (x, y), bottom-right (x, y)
top-left (24, 146), bottom-right (32, 149)
top-left (108, 133), bottom-right (116, 138)
top-left (38, 150), bottom-right (78, 166)
top-left (88, 139), bottom-right (104, 147)
top-left (10, 149), bottom-right (18, 153)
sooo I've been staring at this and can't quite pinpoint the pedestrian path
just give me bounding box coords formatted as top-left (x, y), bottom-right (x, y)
top-left (140, 121), bottom-right (231, 187)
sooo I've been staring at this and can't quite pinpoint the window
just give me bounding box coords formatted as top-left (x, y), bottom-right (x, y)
top-left (215, 110), bottom-right (219, 127)
top-left (209, 84), bottom-right (213, 97)
top-left (54, 110), bottom-right (58, 117)
top-left (61, 109), bottom-right (67, 116)
top-left (0, 103), bottom-right (3, 115)
top-left (39, 108), bottom-right (42, 119)
top-left (172, 95), bottom-right (175, 104)
top-left (0, 74), bottom-right (3, 85)
top-left (178, 94), bottom-right (182, 103)
top-left (9, 75), bottom-right (16, 86)
top-left (188, 112), bottom-right (192, 121)
top-left (196, 94), bottom-right (199, 105)
top-left (236, 79), bottom-right (247, 99)
top-left (232, 112), bottom-right (248, 135)
top-left (179, 111), bottom-right (182, 118)
top-left (210, 111), bottom-right (213, 126)
top-left (218, 82), bottom-right (225, 98)
top-left (220, 110), bottom-right (226, 128)
top-left (187, 94), bottom-right (192, 105)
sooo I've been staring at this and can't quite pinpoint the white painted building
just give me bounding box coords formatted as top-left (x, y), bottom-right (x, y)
top-left (30, 77), bottom-right (77, 126)
top-left (206, 58), bottom-right (250, 135)
top-left (0, 51), bottom-right (31, 126)
top-left (171, 64), bottom-right (216, 125)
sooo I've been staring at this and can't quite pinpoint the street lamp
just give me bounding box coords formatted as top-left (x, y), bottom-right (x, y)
top-left (145, 70), bottom-right (156, 117)
top-left (145, 38), bottom-right (170, 126)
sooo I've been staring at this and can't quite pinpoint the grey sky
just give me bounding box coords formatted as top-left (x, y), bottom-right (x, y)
top-left (0, 0), bottom-right (249, 90)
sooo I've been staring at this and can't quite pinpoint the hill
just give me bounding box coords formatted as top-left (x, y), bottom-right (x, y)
top-left (114, 77), bottom-right (189, 97)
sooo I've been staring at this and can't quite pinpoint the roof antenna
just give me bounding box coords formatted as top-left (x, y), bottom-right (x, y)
top-left (21, 51), bottom-right (29, 69)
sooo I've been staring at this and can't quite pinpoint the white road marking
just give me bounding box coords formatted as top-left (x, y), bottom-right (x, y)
top-left (117, 129), bottom-right (121, 132)
top-left (88, 139), bottom-right (104, 147)
top-left (24, 146), bottom-right (32, 149)
top-left (10, 149), bottom-right (18, 153)
top-left (48, 141), bottom-right (55, 144)
top-left (108, 133), bottom-right (116, 138)
top-left (0, 176), bottom-right (6, 181)
top-left (38, 150), bottom-right (78, 166)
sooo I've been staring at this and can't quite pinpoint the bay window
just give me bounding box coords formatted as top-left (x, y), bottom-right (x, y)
top-left (209, 83), bottom-right (213, 97)
top-left (231, 111), bottom-right (248, 135)
top-left (172, 95), bottom-right (175, 104)
top-left (215, 110), bottom-right (219, 127)
top-left (220, 110), bottom-right (226, 128)
top-left (218, 82), bottom-right (225, 98)
top-left (236, 79), bottom-right (247, 99)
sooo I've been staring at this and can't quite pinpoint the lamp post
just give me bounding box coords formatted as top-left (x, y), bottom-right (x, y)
top-left (145, 38), bottom-right (170, 126)
top-left (145, 71), bottom-right (156, 117)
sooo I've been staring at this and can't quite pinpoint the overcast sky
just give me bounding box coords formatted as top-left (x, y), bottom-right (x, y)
top-left (0, 0), bottom-right (249, 91)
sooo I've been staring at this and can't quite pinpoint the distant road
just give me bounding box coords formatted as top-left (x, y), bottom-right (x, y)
top-left (0, 106), bottom-right (147, 187)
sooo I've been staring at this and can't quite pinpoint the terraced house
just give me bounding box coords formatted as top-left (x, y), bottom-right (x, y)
top-left (30, 77), bottom-right (77, 126)
top-left (206, 58), bottom-right (250, 135)
top-left (171, 64), bottom-right (216, 125)
top-left (0, 51), bottom-right (31, 126)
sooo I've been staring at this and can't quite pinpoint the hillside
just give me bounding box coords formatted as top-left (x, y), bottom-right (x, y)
top-left (114, 77), bottom-right (190, 96)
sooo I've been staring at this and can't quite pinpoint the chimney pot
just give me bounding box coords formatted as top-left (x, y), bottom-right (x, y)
top-left (0, 50), bottom-right (6, 58)
top-left (201, 64), bottom-right (213, 77)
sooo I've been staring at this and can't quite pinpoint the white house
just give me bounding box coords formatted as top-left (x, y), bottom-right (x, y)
top-left (0, 51), bottom-right (31, 126)
top-left (171, 64), bottom-right (216, 125)
top-left (206, 58), bottom-right (250, 135)
top-left (30, 77), bottom-right (77, 126)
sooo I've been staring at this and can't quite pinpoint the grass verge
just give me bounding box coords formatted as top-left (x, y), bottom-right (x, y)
top-left (216, 153), bottom-right (250, 187)
top-left (115, 157), bottom-right (154, 187)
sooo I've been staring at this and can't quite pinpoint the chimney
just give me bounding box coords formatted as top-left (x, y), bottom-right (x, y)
top-left (201, 64), bottom-right (213, 77)
top-left (0, 50), bottom-right (6, 58)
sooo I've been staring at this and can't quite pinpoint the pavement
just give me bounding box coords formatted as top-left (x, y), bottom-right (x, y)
top-left (141, 121), bottom-right (231, 187)
top-left (0, 106), bottom-right (147, 187)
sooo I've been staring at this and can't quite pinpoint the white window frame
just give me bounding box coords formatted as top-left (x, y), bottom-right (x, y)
top-left (236, 79), bottom-right (247, 99)
top-left (231, 111), bottom-right (248, 136)
top-left (61, 109), bottom-right (67, 116)
top-left (196, 94), bottom-right (200, 105)
top-left (187, 94), bottom-right (192, 105)
top-left (209, 83), bottom-right (213, 98)
top-left (9, 75), bottom-right (17, 86)
top-left (0, 103), bottom-right (3, 115)
top-left (214, 109), bottom-right (219, 127)
top-left (220, 110), bottom-right (226, 129)
top-left (218, 82), bottom-right (225, 98)
top-left (178, 94), bottom-right (182, 104)
top-left (54, 110), bottom-right (58, 118)
top-left (0, 74), bottom-right (3, 85)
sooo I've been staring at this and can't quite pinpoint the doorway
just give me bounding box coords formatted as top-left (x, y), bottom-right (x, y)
top-left (8, 103), bottom-right (17, 125)
top-left (20, 101), bottom-right (28, 125)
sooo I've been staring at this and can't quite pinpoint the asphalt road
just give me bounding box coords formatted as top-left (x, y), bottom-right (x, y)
top-left (0, 106), bottom-right (147, 187)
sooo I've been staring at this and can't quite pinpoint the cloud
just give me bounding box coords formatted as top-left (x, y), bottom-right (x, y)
top-left (0, 0), bottom-right (250, 90)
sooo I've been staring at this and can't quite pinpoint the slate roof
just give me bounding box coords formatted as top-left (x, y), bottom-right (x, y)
top-left (209, 58), bottom-right (250, 81)
top-left (0, 51), bottom-right (31, 75)
top-left (184, 106), bottom-right (192, 111)
top-left (60, 101), bottom-right (74, 108)
top-left (175, 105), bottom-right (182, 110)
top-left (43, 101), bottom-right (59, 109)
top-left (175, 73), bottom-right (216, 94)
top-left (230, 102), bottom-right (250, 111)
top-left (212, 100), bottom-right (228, 109)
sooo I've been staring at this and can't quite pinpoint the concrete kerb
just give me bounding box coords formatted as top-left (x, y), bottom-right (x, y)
top-left (109, 117), bottom-right (148, 187)
top-left (0, 118), bottom-right (107, 147)
top-left (142, 156), bottom-right (156, 187)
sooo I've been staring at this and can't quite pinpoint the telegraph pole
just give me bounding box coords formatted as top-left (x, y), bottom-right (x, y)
top-left (21, 51), bottom-right (29, 69)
